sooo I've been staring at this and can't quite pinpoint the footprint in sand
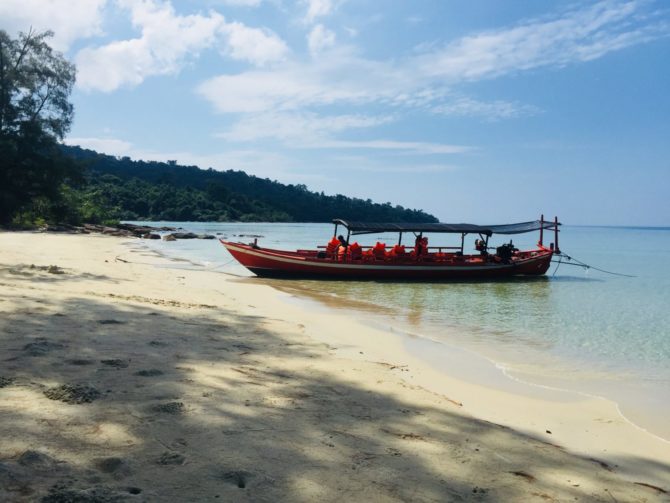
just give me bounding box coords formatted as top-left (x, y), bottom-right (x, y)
top-left (23, 340), bottom-right (64, 356)
top-left (66, 358), bottom-right (95, 366)
top-left (100, 359), bottom-right (129, 369)
top-left (157, 452), bottom-right (186, 465)
top-left (0, 376), bottom-right (14, 388)
top-left (220, 470), bottom-right (252, 489)
top-left (135, 369), bottom-right (164, 377)
top-left (152, 402), bottom-right (185, 414)
top-left (44, 384), bottom-right (101, 404)
top-left (97, 319), bottom-right (125, 325)
top-left (94, 457), bottom-right (132, 479)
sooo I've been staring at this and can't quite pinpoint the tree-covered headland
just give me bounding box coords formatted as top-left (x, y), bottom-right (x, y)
top-left (1, 30), bottom-right (437, 227)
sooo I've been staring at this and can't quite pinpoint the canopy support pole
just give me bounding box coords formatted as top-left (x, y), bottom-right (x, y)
top-left (554, 216), bottom-right (560, 253)
top-left (539, 214), bottom-right (544, 247)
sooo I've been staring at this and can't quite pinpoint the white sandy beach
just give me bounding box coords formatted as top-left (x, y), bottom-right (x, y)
top-left (1, 232), bottom-right (669, 502)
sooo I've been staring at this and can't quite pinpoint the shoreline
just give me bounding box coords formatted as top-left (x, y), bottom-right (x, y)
top-left (263, 273), bottom-right (670, 444)
top-left (1, 231), bottom-right (669, 501)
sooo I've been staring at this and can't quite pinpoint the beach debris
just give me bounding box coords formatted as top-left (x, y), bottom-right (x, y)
top-left (381, 428), bottom-right (426, 441)
top-left (633, 482), bottom-right (668, 494)
top-left (162, 234), bottom-right (177, 241)
top-left (44, 384), bottom-right (101, 404)
top-left (588, 458), bottom-right (614, 471)
top-left (153, 402), bottom-right (184, 414)
top-left (509, 471), bottom-right (536, 482)
top-left (157, 452), bottom-right (185, 465)
top-left (0, 376), bottom-right (14, 388)
top-left (100, 359), bottom-right (129, 369)
top-left (135, 369), bottom-right (164, 377)
top-left (23, 340), bottom-right (65, 356)
top-left (546, 429), bottom-right (552, 434)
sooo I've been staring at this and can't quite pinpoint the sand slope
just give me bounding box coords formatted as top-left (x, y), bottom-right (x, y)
top-left (0, 232), bottom-right (668, 502)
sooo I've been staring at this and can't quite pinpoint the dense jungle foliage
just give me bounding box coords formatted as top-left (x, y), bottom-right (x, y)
top-left (62, 145), bottom-right (438, 224)
top-left (1, 29), bottom-right (437, 227)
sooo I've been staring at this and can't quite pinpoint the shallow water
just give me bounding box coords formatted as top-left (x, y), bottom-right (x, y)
top-left (129, 221), bottom-right (670, 439)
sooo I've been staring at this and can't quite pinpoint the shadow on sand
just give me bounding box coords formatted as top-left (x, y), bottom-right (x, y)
top-left (0, 276), bottom-right (667, 502)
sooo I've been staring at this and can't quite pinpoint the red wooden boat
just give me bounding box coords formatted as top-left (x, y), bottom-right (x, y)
top-left (220, 216), bottom-right (560, 280)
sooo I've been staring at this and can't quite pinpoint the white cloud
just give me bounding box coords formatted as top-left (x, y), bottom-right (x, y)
top-left (303, 0), bottom-right (336, 23)
top-left (418, 0), bottom-right (669, 81)
top-left (217, 0), bottom-right (263, 6)
top-left (198, 0), bottom-right (667, 130)
top-left (317, 140), bottom-right (471, 155)
top-left (0, 0), bottom-right (107, 51)
top-left (307, 24), bottom-right (336, 55)
top-left (222, 22), bottom-right (289, 65)
top-left (197, 47), bottom-right (417, 113)
top-left (75, 0), bottom-right (288, 91)
top-left (218, 112), bottom-right (392, 142)
top-left (433, 97), bottom-right (541, 121)
top-left (76, 0), bottom-right (225, 92)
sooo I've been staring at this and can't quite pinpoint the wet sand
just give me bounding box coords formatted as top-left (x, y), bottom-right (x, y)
top-left (0, 232), bottom-right (669, 502)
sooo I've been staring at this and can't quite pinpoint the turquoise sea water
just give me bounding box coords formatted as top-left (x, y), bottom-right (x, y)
top-left (129, 222), bottom-right (670, 438)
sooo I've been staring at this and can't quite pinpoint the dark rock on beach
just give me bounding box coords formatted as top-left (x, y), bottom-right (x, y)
top-left (170, 232), bottom-right (198, 239)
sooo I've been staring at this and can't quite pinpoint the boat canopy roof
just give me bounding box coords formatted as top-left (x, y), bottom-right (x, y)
top-left (332, 219), bottom-right (560, 236)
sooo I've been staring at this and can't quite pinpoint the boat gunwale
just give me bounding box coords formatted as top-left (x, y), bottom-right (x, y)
top-left (221, 240), bottom-right (553, 272)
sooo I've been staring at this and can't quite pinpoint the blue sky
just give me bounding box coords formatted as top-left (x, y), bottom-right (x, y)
top-left (2, 0), bottom-right (669, 225)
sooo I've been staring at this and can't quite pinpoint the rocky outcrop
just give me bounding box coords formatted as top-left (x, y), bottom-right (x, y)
top-left (41, 222), bottom-right (215, 240)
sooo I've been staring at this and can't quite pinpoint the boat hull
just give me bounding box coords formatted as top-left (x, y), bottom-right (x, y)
top-left (221, 240), bottom-right (553, 280)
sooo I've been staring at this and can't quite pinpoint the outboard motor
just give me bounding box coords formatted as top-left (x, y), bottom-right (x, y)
top-left (495, 240), bottom-right (518, 263)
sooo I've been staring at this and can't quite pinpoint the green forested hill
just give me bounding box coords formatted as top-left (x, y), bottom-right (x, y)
top-left (63, 145), bottom-right (438, 223)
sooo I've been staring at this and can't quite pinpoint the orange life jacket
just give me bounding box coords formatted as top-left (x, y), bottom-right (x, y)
top-left (349, 242), bottom-right (362, 259)
top-left (373, 242), bottom-right (386, 258)
top-left (326, 237), bottom-right (340, 254)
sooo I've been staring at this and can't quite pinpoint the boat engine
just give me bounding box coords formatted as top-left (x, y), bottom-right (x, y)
top-left (495, 241), bottom-right (518, 263)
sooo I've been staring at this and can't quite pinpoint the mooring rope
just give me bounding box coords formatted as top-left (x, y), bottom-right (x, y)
top-left (552, 252), bottom-right (636, 278)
